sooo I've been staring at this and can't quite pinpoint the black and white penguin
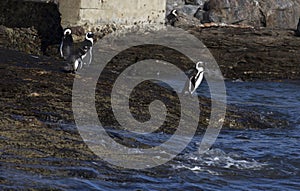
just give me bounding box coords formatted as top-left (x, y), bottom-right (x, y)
top-left (67, 31), bottom-right (94, 73)
top-left (67, 54), bottom-right (83, 73)
top-left (188, 62), bottom-right (204, 94)
top-left (295, 18), bottom-right (300, 37)
top-left (80, 32), bottom-right (94, 66)
top-left (60, 28), bottom-right (73, 60)
top-left (166, 10), bottom-right (179, 26)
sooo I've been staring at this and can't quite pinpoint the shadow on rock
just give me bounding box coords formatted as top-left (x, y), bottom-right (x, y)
top-left (0, 0), bottom-right (63, 54)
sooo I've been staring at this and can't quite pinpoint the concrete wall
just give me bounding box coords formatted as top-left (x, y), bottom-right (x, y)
top-left (58, 0), bottom-right (167, 27)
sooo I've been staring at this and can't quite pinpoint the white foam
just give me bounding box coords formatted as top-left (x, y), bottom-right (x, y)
top-left (173, 149), bottom-right (266, 175)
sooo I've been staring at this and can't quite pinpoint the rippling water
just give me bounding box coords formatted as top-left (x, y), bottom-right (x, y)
top-left (1, 80), bottom-right (300, 190)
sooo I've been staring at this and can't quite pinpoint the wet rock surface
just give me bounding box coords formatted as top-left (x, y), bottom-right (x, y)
top-left (0, 47), bottom-right (288, 132)
top-left (2, 24), bottom-right (300, 81)
top-left (186, 26), bottom-right (300, 81)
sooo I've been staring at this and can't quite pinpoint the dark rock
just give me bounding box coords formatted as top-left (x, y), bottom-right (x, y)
top-left (185, 0), bottom-right (204, 5)
top-left (295, 18), bottom-right (300, 36)
top-left (168, 0), bottom-right (300, 29)
top-left (201, 11), bottom-right (214, 24)
top-left (201, 0), bottom-right (300, 28)
top-left (70, 26), bottom-right (85, 36)
top-left (0, 0), bottom-right (63, 54)
top-left (194, 7), bottom-right (204, 20)
top-left (203, 1), bottom-right (211, 11)
top-left (1, 25), bottom-right (42, 55)
top-left (187, 26), bottom-right (300, 80)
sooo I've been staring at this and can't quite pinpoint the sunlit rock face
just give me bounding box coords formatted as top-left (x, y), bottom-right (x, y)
top-left (167, 0), bottom-right (300, 29)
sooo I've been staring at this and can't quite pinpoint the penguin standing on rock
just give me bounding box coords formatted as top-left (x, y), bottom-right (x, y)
top-left (60, 28), bottom-right (73, 60)
top-left (184, 62), bottom-right (205, 95)
top-left (166, 10), bottom-right (179, 26)
top-left (67, 31), bottom-right (94, 73)
top-left (80, 32), bottom-right (94, 66)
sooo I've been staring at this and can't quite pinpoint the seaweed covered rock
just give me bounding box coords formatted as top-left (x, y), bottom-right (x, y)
top-left (0, 0), bottom-right (63, 54)
top-left (0, 26), bottom-right (41, 55)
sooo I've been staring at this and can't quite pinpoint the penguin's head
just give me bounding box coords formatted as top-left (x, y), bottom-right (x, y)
top-left (86, 32), bottom-right (94, 39)
top-left (196, 62), bottom-right (204, 72)
top-left (171, 10), bottom-right (178, 17)
top-left (63, 28), bottom-right (72, 36)
top-left (85, 32), bottom-right (94, 44)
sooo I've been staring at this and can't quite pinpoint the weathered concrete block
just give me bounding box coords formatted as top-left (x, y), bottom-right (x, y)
top-left (59, 0), bottom-right (166, 27)
top-left (80, 0), bottom-right (100, 9)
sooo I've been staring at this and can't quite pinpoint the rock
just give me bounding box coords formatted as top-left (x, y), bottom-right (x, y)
top-left (203, 0), bottom-right (300, 28)
top-left (1, 25), bottom-right (42, 55)
top-left (194, 7), bottom-right (204, 20)
top-left (181, 4), bottom-right (201, 16)
top-left (0, 46), bottom-right (292, 133)
top-left (184, 0), bottom-right (205, 5)
top-left (295, 17), bottom-right (300, 36)
top-left (70, 26), bottom-right (85, 36)
top-left (0, 0), bottom-right (63, 54)
top-left (0, 23), bottom-right (121, 57)
top-left (201, 10), bottom-right (214, 24)
top-left (167, 0), bottom-right (300, 29)
top-left (186, 26), bottom-right (300, 80)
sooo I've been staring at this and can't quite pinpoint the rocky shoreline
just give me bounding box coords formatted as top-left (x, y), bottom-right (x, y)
top-left (0, 17), bottom-right (298, 133)
top-left (1, 23), bottom-right (300, 81)
top-left (0, 47), bottom-right (289, 173)
top-left (1, 0), bottom-right (299, 81)
top-left (0, 47), bottom-right (288, 131)
top-left (0, 1), bottom-right (298, 189)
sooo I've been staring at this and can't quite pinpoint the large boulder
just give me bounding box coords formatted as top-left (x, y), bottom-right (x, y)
top-left (0, 0), bottom-right (63, 54)
top-left (201, 0), bottom-right (300, 28)
top-left (167, 0), bottom-right (300, 29)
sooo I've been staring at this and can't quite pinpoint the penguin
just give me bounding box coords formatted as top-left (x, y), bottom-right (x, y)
top-left (166, 10), bottom-right (179, 26)
top-left (60, 28), bottom-right (73, 60)
top-left (295, 18), bottom-right (300, 37)
top-left (80, 32), bottom-right (94, 66)
top-left (188, 62), bottom-right (205, 94)
top-left (66, 32), bottom-right (94, 73)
